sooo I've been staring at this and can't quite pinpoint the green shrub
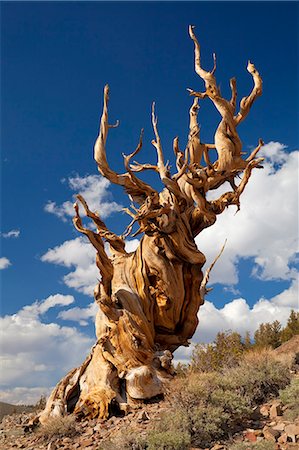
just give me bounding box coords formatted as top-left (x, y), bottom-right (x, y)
top-left (191, 404), bottom-right (227, 447)
top-left (222, 348), bottom-right (290, 405)
top-left (137, 409), bottom-right (190, 450)
top-left (146, 430), bottom-right (191, 450)
top-left (279, 377), bottom-right (299, 420)
top-left (279, 377), bottom-right (299, 406)
top-left (191, 331), bottom-right (244, 372)
top-left (168, 348), bottom-right (290, 448)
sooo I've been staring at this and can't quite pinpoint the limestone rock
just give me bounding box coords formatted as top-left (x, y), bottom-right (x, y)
top-left (270, 401), bottom-right (283, 419)
top-left (263, 425), bottom-right (280, 442)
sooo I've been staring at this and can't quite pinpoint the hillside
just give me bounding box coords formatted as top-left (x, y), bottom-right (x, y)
top-left (274, 335), bottom-right (299, 356)
top-left (0, 347), bottom-right (298, 449)
top-left (0, 402), bottom-right (34, 422)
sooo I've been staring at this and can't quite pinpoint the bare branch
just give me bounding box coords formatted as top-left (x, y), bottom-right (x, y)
top-left (200, 240), bottom-right (227, 301)
top-left (151, 102), bottom-right (167, 175)
top-left (73, 202), bottom-right (113, 285)
top-left (94, 85), bottom-right (156, 205)
top-left (129, 162), bottom-right (159, 173)
top-left (76, 195), bottom-right (127, 255)
top-left (234, 61), bottom-right (262, 125)
top-left (188, 97), bottom-right (202, 166)
top-left (236, 157), bottom-right (264, 196)
top-left (122, 129), bottom-right (144, 172)
top-left (188, 25), bottom-right (220, 97)
top-left (246, 138), bottom-right (264, 162)
top-left (229, 77), bottom-right (237, 113)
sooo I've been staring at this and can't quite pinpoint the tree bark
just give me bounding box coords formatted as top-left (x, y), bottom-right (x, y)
top-left (39, 26), bottom-right (264, 424)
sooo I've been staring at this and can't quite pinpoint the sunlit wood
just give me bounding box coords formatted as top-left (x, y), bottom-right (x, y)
top-left (39, 26), bottom-right (264, 423)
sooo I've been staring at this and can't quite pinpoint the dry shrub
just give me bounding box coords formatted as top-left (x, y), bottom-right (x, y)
top-left (224, 347), bottom-right (291, 405)
top-left (230, 441), bottom-right (276, 450)
top-left (160, 347), bottom-right (291, 448)
top-left (36, 415), bottom-right (77, 440)
top-left (98, 428), bottom-right (147, 450)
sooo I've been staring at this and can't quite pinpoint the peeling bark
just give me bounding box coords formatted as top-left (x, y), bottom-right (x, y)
top-left (39, 27), bottom-right (264, 424)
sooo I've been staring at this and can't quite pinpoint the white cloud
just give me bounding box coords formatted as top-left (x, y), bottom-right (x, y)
top-left (45, 174), bottom-right (122, 221)
top-left (20, 294), bottom-right (75, 318)
top-left (1, 229), bottom-right (20, 239)
top-left (125, 239), bottom-right (140, 253)
top-left (58, 302), bottom-right (98, 326)
top-left (41, 237), bottom-right (140, 296)
top-left (41, 237), bottom-right (98, 296)
top-left (0, 387), bottom-right (52, 406)
top-left (174, 276), bottom-right (298, 364)
top-left (0, 257), bottom-right (11, 270)
top-left (197, 143), bottom-right (298, 285)
top-left (0, 295), bottom-right (94, 402)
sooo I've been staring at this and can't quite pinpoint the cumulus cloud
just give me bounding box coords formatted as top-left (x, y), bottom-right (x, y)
top-left (197, 143), bottom-right (298, 285)
top-left (41, 237), bottom-right (140, 296)
top-left (174, 276), bottom-right (298, 364)
top-left (22, 294), bottom-right (75, 317)
top-left (0, 257), bottom-right (11, 270)
top-left (44, 174), bottom-right (122, 221)
top-left (41, 237), bottom-right (98, 296)
top-left (58, 302), bottom-right (98, 326)
top-left (1, 229), bottom-right (20, 239)
top-left (0, 387), bottom-right (52, 406)
top-left (0, 294), bottom-right (94, 402)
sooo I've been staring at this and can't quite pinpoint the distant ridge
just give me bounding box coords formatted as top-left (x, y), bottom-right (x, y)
top-left (0, 402), bottom-right (34, 421)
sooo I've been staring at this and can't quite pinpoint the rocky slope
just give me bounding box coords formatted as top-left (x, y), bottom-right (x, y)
top-left (0, 392), bottom-right (298, 450)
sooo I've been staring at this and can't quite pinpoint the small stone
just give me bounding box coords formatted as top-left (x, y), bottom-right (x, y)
top-left (270, 402), bottom-right (283, 419)
top-left (260, 405), bottom-right (270, 417)
top-left (84, 427), bottom-right (94, 436)
top-left (272, 422), bottom-right (286, 432)
top-left (285, 424), bottom-right (299, 436)
top-left (285, 423), bottom-right (299, 443)
top-left (278, 433), bottom-right (288, 444)
top-left (80, 438), bottom-right (94, 448)
top-left (93, 423), bottom-right (102, 432)
top-left (47, 443), bottom-right (56, 450)
top-left (245, 431), bottom-right (257, 442)
top-left (263, 426), bottom-right (280, 442)
top-left (137, 410), bottom-right (150, 421)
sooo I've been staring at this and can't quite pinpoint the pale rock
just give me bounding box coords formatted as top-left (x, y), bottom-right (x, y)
top-left (277, 432), bottom-right (288, 444)
top-left (285, 423), bottom-right (299, 443)
top-left (272, 422), bottom-right (286, 432)
top-left (263, 426), bottom-right (280, 442)
top-left (80, 438), bottom-right (94, 448)
top-left (270, 402), bottom-right (283, 419)
top-left (137, 410), bottom-right (150, 422)
top-left (260, 405), bottom-right (270, 417)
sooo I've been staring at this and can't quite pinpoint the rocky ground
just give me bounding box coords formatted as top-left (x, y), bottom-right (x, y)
top-left (0, 393), bottom-right (298, 450)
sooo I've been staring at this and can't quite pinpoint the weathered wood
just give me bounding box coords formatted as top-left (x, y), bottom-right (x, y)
top-left (39, 26), bottom-right (264, 423)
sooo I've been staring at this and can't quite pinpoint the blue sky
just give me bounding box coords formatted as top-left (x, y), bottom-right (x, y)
top-left (1, 1), bottom-right (298, 404)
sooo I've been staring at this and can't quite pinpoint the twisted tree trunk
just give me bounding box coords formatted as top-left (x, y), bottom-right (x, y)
top-left (39, 26), bottom-right (264, 424)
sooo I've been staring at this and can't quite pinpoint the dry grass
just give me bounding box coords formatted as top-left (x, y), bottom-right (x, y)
top-left (35, 415), bottom-right (78, 440)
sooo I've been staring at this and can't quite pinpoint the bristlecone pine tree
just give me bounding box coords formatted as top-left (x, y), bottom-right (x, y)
top-left (39, 26), bottom-right (264, 423)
